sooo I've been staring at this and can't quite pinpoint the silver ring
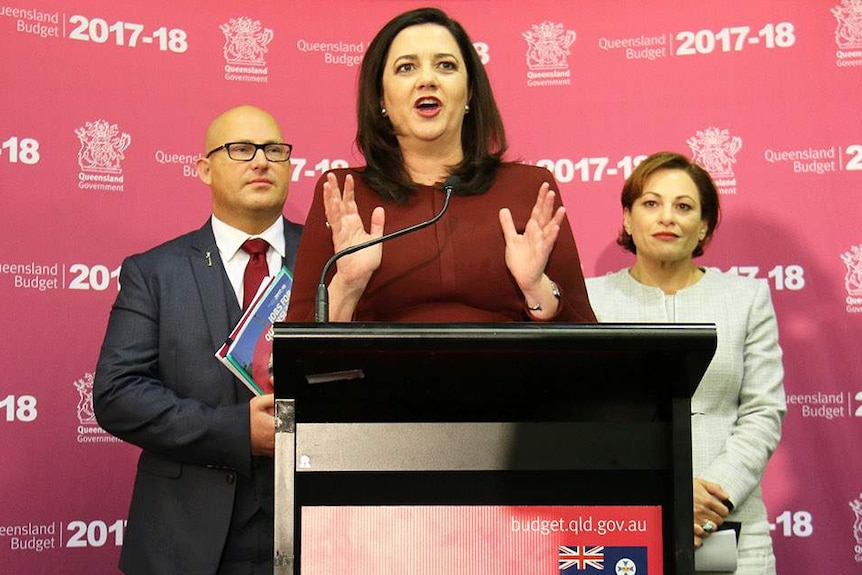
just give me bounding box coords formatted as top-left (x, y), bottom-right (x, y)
top-left (702, 520), bottom-right (715, 533)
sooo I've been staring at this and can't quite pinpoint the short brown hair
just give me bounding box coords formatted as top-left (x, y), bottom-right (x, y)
top-left (616, 151), bottom-right (721, 257)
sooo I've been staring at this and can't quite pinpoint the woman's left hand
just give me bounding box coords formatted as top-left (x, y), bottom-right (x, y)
top-left (499, 182), bottom-right (565, 299)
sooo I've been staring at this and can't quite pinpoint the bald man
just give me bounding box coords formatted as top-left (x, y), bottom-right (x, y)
top-left (95, 106), bottom-right (303, 574)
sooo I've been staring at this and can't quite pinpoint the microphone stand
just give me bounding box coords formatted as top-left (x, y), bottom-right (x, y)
top-left (314, 177), bottom-right (458, 323)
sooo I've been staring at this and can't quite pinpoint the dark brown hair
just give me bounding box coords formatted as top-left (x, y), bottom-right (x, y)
top-left (355, 7), bottom-right (506, 202)
top-left (617, 151), bottom-right (721, 257)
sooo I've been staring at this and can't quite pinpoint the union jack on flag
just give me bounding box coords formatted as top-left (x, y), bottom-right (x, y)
top-left (558, 545), bottom-right (604, 571)
top-left (558, 545), bottom-right (648, 574)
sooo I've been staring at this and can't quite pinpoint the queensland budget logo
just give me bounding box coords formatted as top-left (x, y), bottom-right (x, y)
top-left (842, 244), bottom-right (862, 313)
top-left (851, 493), bottom-right (862, 562)
top-left (832, 0), bottom-right (862, 66)
top-left (221, 16), bottom-right (273, 83)
top-left (75, 119), bottom-right (130, 191)
top-left (73, 372), bottom-right (122, 444)
top-left (523, 21), bottom-right (576, 87)
top-left (686, 127), bottom-right (742, 194)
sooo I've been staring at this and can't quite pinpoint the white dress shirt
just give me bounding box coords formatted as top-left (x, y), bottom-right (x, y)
top-left (211, 214), bottom-right (286, 307)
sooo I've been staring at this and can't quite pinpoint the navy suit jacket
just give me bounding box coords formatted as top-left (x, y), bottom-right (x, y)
top-left (94, 217), bottom-right (303, 574)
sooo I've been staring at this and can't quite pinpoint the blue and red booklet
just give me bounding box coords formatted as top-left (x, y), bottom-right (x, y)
top-left (215, 267), bottom-right (293, 395)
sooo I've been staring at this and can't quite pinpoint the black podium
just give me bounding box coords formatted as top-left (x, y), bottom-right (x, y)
top-left (272, 323), bottom-right (716, 575)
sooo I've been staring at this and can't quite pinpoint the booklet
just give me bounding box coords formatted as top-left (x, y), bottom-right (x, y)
top-left (215, 267), bottom-right (293, 395)
top-left (695, 522), bottom-right (740, 572)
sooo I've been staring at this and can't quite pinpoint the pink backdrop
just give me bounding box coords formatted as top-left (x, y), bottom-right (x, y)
top-left (2, 1), bottom-right (861, 573)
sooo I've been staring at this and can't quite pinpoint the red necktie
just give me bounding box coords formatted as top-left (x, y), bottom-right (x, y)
top-left (241, 238), bottom-right (270, 310)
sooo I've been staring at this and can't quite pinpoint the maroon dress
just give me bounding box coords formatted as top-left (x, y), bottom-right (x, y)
top-left (286, 163), bottom-right (596, 323)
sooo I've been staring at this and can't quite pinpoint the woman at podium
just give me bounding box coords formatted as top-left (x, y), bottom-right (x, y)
top-left (586, 151), bottom-right (786, 575)
top-left (286, 7), bottom-right (595, 324)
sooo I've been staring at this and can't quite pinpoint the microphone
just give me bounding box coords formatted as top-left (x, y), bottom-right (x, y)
top-left (314, 175), bottom-right (459, 322)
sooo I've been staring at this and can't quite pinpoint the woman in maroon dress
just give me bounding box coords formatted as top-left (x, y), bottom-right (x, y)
top-left (287, 7), bottom-right (595, 324)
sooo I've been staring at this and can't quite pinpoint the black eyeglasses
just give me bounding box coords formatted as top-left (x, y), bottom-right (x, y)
top-left (205, 142), bottom-right (292, 162)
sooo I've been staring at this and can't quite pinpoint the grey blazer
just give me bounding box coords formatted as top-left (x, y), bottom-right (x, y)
top-left (94, 217), bottom-right (302, 574)
top-left (586, 268), bottom-right (786, 569)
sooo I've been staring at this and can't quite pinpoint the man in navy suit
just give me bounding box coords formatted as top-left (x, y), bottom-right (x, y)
top-left (94, 105), bottom-right (303, 574)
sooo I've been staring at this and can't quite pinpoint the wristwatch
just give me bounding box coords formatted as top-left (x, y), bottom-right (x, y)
top-left (527, 280), bottom-right (561, 311)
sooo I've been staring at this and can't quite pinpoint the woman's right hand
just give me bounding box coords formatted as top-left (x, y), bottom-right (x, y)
top-left (692, 477), bottom-right (730, 548)
top-left (322, 172), bottom-right (385, 319)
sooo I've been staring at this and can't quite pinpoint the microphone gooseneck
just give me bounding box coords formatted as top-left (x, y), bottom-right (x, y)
top-left (314, 176), bottom-right (459, 323)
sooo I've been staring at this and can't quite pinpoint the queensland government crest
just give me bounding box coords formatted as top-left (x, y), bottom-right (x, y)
top-left (75, 119), bottom-right (131, 174)
top-left (74, 372), bottom-right (96, 426)
top-left (221, 16), bottom-right (273, 67)
top-left (686, 127), bottom-right (742, 189)
top-left (832, 0), bottom-right (862, 49)
top-left (523, 22), bottom-right (576, 70)
top-left (841, 244), bottom-right (862, 297)
top-left (851, 494), bottom-right (862, 550)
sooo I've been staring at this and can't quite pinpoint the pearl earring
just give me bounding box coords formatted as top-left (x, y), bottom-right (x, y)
top-left (381, 107), bottom-right (387, 117)
top-left (465, 104), bottom-right (470, 113)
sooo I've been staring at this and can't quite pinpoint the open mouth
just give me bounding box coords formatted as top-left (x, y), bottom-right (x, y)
top-left (415, 97), bottom-right (442, 113)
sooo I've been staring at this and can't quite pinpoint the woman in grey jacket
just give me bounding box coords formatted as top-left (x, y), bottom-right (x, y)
top-left (586, 151), bottom-right (786, 575)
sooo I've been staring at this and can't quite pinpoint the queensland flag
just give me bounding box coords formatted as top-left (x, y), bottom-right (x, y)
top-left (558, 545), bottom-right (647, 574)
